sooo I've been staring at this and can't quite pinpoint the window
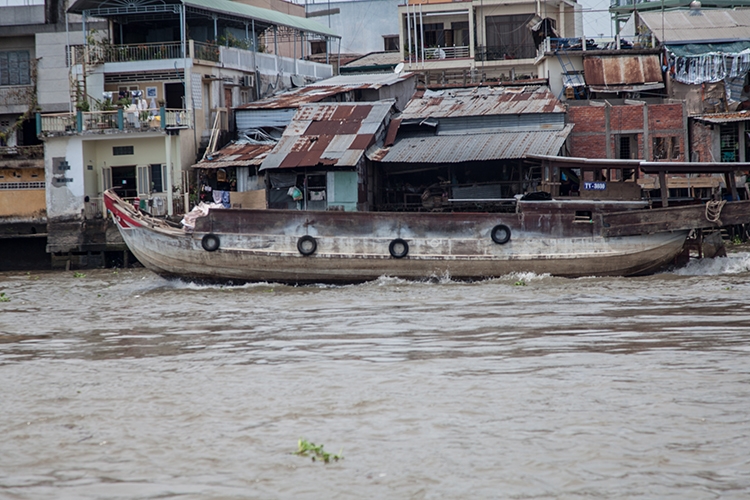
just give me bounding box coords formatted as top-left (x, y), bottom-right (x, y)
top-left (485, 15), bottom-right (536, 60)
top-left (616, 134), bottom-right (638, 160)
top-left (422, 23), bottom-right (444, 48)
top-left (383, 35), bottom-right (399, 52)
top-left (150, 164), bottom-right (164, 192)
top-left (0, 51), bottom-right (31, 86)
top-left (720, 124), bottom-right (739, 162)
top-left (113, 145), bottom-right (134, 156)
top-left (653, 137), bottom-right (680, 160)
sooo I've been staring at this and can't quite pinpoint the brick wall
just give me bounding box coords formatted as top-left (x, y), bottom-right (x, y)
top-left (568, 102), bottom-right (686, 161)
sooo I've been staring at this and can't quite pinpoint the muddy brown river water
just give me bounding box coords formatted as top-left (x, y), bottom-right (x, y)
top-left (2, 255), bottom-right (750, 499)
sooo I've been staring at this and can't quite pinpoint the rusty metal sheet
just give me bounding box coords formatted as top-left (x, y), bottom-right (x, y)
top-left (261, 101), bottom-right (393, 170)
top-left (583, 55), bottom-right (662, 86)
top-left (191, 141), bottom-right (274, 168)
top-left (400, 86), bottom-right (565, 120)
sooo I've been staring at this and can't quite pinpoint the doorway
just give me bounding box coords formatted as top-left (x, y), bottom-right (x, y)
top-left (164, 82), bottom-right (185, 109)
top-left (112, 166), bottom-right (137, 198)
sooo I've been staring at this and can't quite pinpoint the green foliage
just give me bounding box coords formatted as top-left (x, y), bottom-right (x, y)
top-left (73, 272), bottom-right (86, 278)
top-left (295, 439), bottom-right (343, 464)
top-left (514, 280), bottom-right (526, 286)
top-left (0, 292), bottom-right (9, 302)
top-left (219, 32), bottom-right (251, 50)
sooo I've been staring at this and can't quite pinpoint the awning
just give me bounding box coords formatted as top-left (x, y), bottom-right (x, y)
top-left (694, 111), bottom-right (750, 124)
top-left (589, 82), bottom-right (664, 93)
top-left (368, 125), bottom-right (573, 164)
top-left (666, 41), bottom-right (750, 58)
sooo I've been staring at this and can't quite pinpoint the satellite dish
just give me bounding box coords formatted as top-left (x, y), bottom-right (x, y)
top-left (394, 62), bottom-right (404, 74)
top-left (291, 74), bottom-right (305, 87)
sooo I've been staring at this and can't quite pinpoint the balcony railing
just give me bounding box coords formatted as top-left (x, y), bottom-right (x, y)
top-left (475, 44), bottom-right (537, 61)
top-left (423, 45), bottom-right (470, 60)
top-left (37, 108), bottom-right (193, 135)
top-left (193, 41), bottom-right (220, 62)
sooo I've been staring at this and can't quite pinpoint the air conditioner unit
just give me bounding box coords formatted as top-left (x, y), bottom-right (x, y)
top-left (239, 75), bottom-right (254, 87)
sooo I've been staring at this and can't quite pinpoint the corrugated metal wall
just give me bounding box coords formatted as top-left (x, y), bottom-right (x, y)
top-left (236, 108), bottom-right (296, 130)
top-left (437, 114), bottom-right (566, 135)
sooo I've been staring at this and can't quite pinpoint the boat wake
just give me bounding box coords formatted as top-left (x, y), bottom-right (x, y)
top-left (673, 251), bottom-right (750, 276)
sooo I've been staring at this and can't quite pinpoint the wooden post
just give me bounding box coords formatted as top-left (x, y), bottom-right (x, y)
top-left (659, 170), bottom-right (669, 207)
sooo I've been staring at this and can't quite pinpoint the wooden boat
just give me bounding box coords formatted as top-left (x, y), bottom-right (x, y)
top-left (102, 188), bottom-right (749, 283)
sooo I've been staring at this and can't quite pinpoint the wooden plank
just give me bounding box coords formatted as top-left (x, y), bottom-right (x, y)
top-left (601, 201), bottom-right (750, 237)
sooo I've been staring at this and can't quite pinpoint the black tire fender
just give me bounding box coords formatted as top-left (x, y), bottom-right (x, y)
top-left (491, 224), bottom-right (511, 245)
top-left (297, 235), bottom-right (317, 256)
top-left (389, 238), bottom-right (409, 259)
top-left (201, 233), bottom-right (220, 252)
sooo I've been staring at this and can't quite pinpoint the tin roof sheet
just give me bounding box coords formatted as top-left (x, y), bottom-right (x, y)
top-left (369, 125), bottom-right (574, 163)
top-left (583, 54), bottom-right (663, 86)
top-left (694, 110), bottom-right (750, 123)
top-left (237, 73), bottom-right (413, 110)
top-left (342, 52), bottom-right (404, 69)
top-left (261, 101), bottom-right (394, 170)
top-left (399, 85), bottom-right (565, 120)
top-left (638, 9), bottom-right (750, 44)
top-left (191, 141), bottom-right (274, 168)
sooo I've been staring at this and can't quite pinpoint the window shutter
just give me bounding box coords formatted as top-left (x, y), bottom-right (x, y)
top-left (136, 165), bottom-right (151, 196)
top-left (101, 166), bottom-right (112, 193)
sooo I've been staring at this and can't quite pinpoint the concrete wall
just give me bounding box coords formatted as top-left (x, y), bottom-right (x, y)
top-left (45, 135), bottom-right (85, 221)
top-left (37, 31), bottom-right (85, 113)
top-left (307, 0), bottom-right (400, 55)
top-left (0, 5), bottom-right (46, 27)
top-left (0, 167), bottom-right (46, 218)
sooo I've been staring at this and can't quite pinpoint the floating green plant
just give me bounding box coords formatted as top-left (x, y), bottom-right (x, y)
top-left (514, 280), bottom-right (526, 286)
top-left (0, 292), bottom-right (9, 302)
top-left (73, 272), bottom-right (86, 278)
top-left (295, 439), bottom-right (343, 463)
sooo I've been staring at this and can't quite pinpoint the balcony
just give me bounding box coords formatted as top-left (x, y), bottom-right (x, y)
top-left (36, 108), bottom-right (193, 136)
top-left (423, 46), bottom-right (470, 60)
top-left (69, 40), bottom-right (333, 80)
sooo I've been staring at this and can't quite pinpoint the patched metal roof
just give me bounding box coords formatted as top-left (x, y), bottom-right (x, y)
top-left (191, 141), bottom-right (274, 169)
top-left (369, 125), bottom-right (574, 163)
top-left (638, 9), bottom-right (750, 44)
top-left (261, 101), bottom-right (394, 170)
top-left (399, 85), bottom-right (564, 120)
top-left (237, 73), bottom-right (413, 110)
top-left (583, 54), bottom-right (663, 87)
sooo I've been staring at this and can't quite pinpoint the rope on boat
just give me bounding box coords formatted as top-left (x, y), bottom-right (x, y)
top-left (705, 199), bottom-right (726, 226)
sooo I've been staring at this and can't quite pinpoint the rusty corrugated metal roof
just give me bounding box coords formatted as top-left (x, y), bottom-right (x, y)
top-left (260, 101), bottom-right (394, 170)
top-left (695, 110), bottom-right (750, 124)
top-left (369, 125), bottom-right (574, 163)
top-left (237, 73), bottom-right (413, 110)
top-left (191, 141), bottom-right (274, 169)
top-left (639, 9), bottom-right (750, 44)
top-left (583, 54), bottom-right (663, 87)
top-left (399, 85), bottom-right (564, 120)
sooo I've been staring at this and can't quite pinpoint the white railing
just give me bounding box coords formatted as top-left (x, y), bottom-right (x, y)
top-left (425, 45), bottom-right (470, 60)
top-left (221, 47), bottom-right (333, 80)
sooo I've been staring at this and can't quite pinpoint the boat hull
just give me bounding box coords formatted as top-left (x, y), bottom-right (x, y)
top-left (105, 191), bottom-right (688, 283)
